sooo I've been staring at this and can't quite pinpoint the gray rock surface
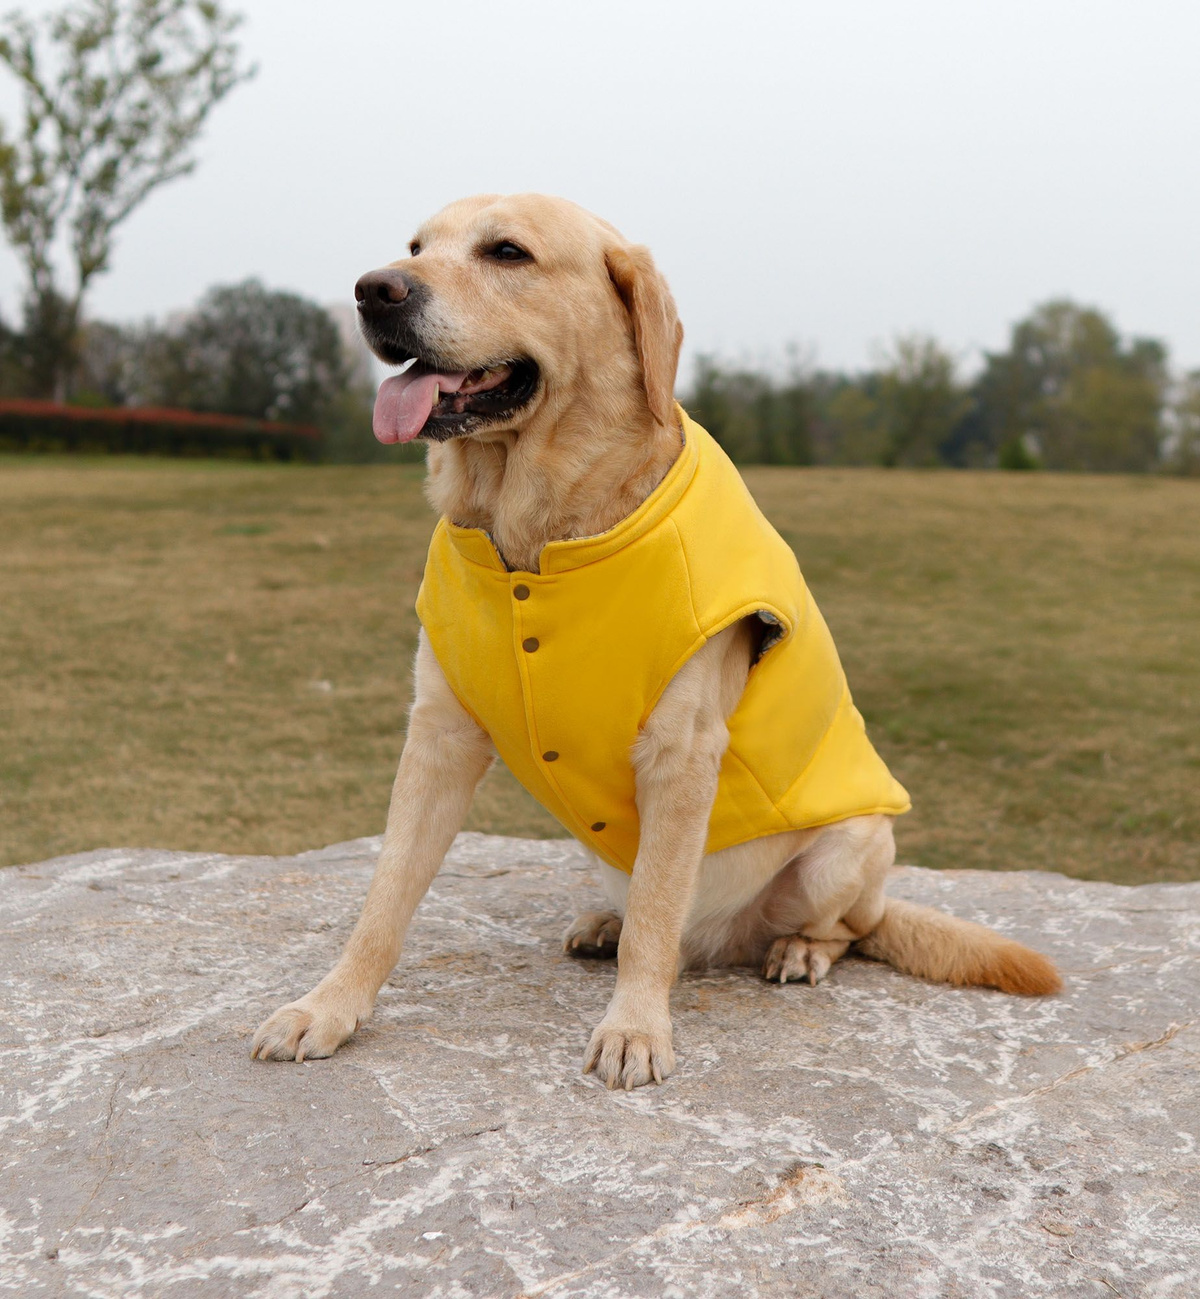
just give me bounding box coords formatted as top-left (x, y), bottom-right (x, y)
top-left (1, 833), bottom-right (1197, 1299)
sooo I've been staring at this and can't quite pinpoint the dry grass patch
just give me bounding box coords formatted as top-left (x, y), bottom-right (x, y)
top-left (2, 456), bottom-right (1196, 883)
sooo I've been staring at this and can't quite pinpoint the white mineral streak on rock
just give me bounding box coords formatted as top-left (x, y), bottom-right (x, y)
top-left (1, 833), bottom-right (1197, 1298)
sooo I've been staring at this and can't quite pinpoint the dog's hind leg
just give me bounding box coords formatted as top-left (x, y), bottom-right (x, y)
top-left (747, 814), bottom-right (1061, 994)
top-left (761, 935), bottom-right (852, 986)
top-left (563, 857), bottom-right (626, 957)
top-left (750, 814), bottom-right (895, 986)
top-left (563, 910), bottom-right (622, 958)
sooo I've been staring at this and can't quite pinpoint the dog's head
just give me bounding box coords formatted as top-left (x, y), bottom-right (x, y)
top-left (357, 193), bottom-right (683, 445)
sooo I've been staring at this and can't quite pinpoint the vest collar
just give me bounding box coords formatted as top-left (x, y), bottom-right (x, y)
top-left (440, 405), bottom-right (701, 576)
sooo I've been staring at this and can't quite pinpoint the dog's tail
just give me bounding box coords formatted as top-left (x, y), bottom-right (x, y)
top-left (854, 898), bottom-right (1062, 995)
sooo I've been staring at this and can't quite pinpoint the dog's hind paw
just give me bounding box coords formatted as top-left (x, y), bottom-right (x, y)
top-left (563, 910), bottom-right (622, 959)
top-left (762, 935), bottom-right (850, 986)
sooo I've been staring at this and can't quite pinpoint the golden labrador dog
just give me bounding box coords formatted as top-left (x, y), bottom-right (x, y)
top-left (252, 193), bottom-right (1060, 1090)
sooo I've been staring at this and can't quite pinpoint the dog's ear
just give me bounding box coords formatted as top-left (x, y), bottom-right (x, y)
top-left (605, 244), bottom-right (684, 427)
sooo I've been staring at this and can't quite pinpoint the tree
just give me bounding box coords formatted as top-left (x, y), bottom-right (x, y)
top-left (1166, 371), bottom-right (1200, 476)
top-left (819, 379), bottom-right (887, 465)
top-left (72, 316), bottom-right (143, 404)
top-left (688, 355), bottom-right (770, 462)
top-left (686, 354), bottom-right (815, 465)
top-left (0, 0), bottom-right (253, 398)
top-left (875, 335), bottom-right (968, 467)
top-left (139, 279), bottom-right (350, 425)
top-left (972, 301), bottom-right (1168, 473)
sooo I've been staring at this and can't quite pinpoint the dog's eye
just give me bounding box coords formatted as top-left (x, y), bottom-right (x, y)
top-left (490, 241), bottom-right (531, 263)
top-left (409, 242), bottom-right (421, 256)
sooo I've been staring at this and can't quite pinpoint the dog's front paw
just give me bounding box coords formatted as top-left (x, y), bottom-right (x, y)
top-left (583, 1018), bottom-right (675, 1090)
top-left (251, 989), bottom-right (363, 1063)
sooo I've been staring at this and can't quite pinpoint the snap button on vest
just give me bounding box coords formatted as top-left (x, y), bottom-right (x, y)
top-left (513, 584), bottom-right (530, 600)
top-left (522, 637), bottom-right (539, 652)
top-left (543, 750), bottom-right (559, 762)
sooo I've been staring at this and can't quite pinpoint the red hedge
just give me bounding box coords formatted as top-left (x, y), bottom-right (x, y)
top-left (0, 400), bottom-right (323, 462)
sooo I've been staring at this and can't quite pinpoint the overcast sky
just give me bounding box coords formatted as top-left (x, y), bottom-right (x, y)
top-left (1, 0), bottom-right (1198, 379)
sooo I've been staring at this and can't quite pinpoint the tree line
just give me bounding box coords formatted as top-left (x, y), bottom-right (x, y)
top-left (0, 3), bottom-right (1195, 473)
top-left (0, 279), bottom-right (380, 459)
top-left (687, 304), bottom-right (1199, 475)
top-left (4, 282), bottom-right (1198, 473)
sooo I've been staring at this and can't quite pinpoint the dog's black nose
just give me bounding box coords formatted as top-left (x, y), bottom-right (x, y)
top-left (355, 268), bottom-right (412, 311)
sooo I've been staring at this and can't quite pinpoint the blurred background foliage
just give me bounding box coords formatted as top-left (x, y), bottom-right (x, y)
top-left (688, 301), bottom-right (1198, 476)
top-left (1, 286), bottom-right (1196, 474)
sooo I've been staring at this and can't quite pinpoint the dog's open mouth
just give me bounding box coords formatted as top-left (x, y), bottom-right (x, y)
top-left (373, 358), bottom-right (539, 444)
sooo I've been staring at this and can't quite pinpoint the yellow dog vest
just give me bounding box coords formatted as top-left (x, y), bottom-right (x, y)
top-left (416, 409), bottom-right (910, 874)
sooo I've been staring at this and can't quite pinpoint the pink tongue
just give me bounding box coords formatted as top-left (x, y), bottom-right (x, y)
top-left (373, 369), bottom-right (468, 444)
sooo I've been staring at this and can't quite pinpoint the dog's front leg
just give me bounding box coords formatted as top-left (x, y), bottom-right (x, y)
top-left (584, 623), bottom-right (754, 1090)
top-left (252, 632), bottom-right (493, 1062)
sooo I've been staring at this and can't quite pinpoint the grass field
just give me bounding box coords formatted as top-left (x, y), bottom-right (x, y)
top-left (2, 455), bottom-right (1197, 884)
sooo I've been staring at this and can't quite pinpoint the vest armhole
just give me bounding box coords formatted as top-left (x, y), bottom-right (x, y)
top-left (752, 610), bottom-right (786, 661)
top-left (665, 508), bottom-right (796, 664)
top-left (695, 601), bottom-right (795, 661)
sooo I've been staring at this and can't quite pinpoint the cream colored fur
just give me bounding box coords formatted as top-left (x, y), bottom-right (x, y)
top-left (252, 193), bottom-right (1061, 1088)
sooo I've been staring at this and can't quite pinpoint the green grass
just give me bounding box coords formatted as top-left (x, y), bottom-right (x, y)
top-left (2, 455), bottom-right (1197, 884)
